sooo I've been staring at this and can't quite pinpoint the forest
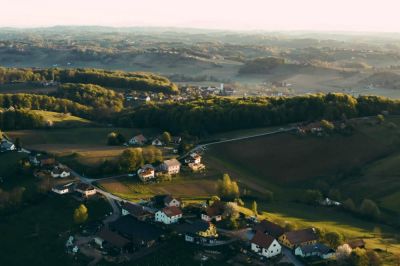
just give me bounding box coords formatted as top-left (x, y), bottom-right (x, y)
top-left (0, 67), bottom-right (178, 94)
top-left (118, 94), bottom-right (400, 135)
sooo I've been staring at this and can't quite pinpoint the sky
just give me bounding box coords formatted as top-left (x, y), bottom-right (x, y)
top-left (1, 0), bottom-right (400, 32)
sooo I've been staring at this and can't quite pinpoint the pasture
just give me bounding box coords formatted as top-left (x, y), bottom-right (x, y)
top-left (96, 177), bottom-right (218, 201)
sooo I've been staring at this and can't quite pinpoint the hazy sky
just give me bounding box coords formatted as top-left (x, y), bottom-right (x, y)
top-left (1, 0), bottom-right (400, 32)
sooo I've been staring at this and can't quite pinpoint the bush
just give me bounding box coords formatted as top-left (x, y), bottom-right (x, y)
top-left (324, 231), bottom-right (344, 248)
top-left (300, 189), bottom-right (323, 205)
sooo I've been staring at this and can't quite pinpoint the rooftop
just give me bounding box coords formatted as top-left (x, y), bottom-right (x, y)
top-left (251, 231), bottom-right (275, 249)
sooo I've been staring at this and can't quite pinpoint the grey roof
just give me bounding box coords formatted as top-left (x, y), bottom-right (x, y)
top-left (298, 243), bottom-right (334, 255)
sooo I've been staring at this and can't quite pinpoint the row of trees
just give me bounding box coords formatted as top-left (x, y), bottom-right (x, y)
top-left (0, 94), bottom-right (92, 118)
top-left (119, 93), bottom-right (400, 135)
top-left (0, 67), bottom-right (179, 94)
top-left (0, 109), bottom-right (46, 130)
top-left (118, 147), bottom-right (163, 173)
top-left (217, 174), bottom-right (240, 200)
top-left (55, 83), bottom-right (124, 114)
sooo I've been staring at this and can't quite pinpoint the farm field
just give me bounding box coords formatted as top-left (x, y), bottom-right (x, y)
top-left (96, 177), bottom-right (219, 201)
top-left (205, 117), bottom-right (400, 187)
top-left (6, 127), bottom-right (159, 167)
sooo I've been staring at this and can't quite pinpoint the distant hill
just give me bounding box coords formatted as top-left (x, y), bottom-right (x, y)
top-left (361, 71), bottom-right (400, 89)
top-left (238, 57), bottom-right (285, 75)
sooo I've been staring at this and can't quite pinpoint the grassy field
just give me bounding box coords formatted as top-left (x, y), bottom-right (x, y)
top-left (0, 195), bottom-right (111, 266)
top-left (30, 110), bottom-right (92, 127)
top-left (6, 127), bottom-right (159, 167)
top-left (97, 176), bottom-right (218, 201)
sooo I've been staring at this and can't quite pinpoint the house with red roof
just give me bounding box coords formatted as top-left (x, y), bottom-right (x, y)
top-left (251, 231), bottom-right (282, 258)
top-left (155, 206), bottom-right (183, 224)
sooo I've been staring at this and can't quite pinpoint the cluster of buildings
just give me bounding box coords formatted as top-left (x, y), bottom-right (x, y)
top-left (128, 134), bottom-right (181, 147)
top-left (90, 195), bottom-right (222, 257)
top-left (30, 154), bottom-right (72, 179)
top-left (249, 219), bottom-right (364, 261)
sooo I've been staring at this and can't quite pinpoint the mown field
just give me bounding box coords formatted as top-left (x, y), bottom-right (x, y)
top-left (30, 110), bottom-right (92, 127)
top-left (6, 127), bottom-right (159, 167)
top-left (97, 176), bottom-right (219, 201)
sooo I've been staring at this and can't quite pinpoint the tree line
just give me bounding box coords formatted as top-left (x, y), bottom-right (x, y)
top-left (0, 67), bottom-right (179, 94)
top-left (118, 93), bottom-right (400, 135)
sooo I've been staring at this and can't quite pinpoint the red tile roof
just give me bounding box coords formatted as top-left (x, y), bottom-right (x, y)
top-left (254, 220), bottom-right (285, 238)
top-left (162, 206), bottom-right (182, 217)
top-left (285, 228), bottom-right (318, 245)
top-left (251, 231), bottom-right (275, 249)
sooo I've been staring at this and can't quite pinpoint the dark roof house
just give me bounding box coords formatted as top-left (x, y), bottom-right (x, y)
top-left (254, 220), bottom-right (285, 238)
top-left (251, 230), bottom-right (276, 249)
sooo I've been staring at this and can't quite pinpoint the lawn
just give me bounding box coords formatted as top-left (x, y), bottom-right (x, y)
top-left (30, 110), bottom-right (92, 127)
top-left (0, 195), bottom-right (111, 266)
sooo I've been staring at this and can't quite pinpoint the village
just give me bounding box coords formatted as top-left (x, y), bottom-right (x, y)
top-left (0, 127), bottom-right (368, 266)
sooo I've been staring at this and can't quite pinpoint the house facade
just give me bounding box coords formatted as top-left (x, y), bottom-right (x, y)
top-left (151, 138), bottom-right (163, 146)
top-left (201, 201), bottom-right (224, 222)
top-left (294, 243), bottom-right (335, 259)
top-left (128, 134), bottom-right (147, 146)
top-left (137, 165), bottom-right (155, 182)
top-left (251, 231), bottom-right (282, 258)
top-left (160, 159), bottom-right (181, 175)
top-left (155, 206), bottom-right (182, 224)
top-left (163, 195), bottom-right (181, 207)
top-left (51, 183), bottom-right (73, 194)
top-left (50, 167), bottom-right (71, 178)
top-left (75, 183), bottom-right (97, 197)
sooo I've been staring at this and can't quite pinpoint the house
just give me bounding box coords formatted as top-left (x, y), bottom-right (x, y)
top-left (188, 163), bottom-right (205, 171)
top-left (110, 216), bottom-right (162, 248)
top-left (295, 243), bottom-right (335, 259)
top-left (279, 228), bottom-right (318, 249)
top-left (347, 239), bottom-right (366, 249)
top-left (254, 220), bottom-right (285, 239)
top-left (155, 206), bottom-right (183, 224)
top-left (163, 195), bottom-right (181, 207)
top-left (128, 134), bottom-right (147, 146)
top-left (51, 183), bottom-right (74, 195)
top-left (137, 165), bottom-right (155, 182)
top-left (121, 202), bottom-right (152, 221)
top-left (0, 140), bottom-right (16, 152)
top-left (201, 201), bottom-right (225, 222)
top-left (75, 183), bottom-right (97, 197)
top-left (94, 228), bottom-right (131, 251)
top-left (251, 231), bottom-right (282, 258)
top-left (160, 159), bottom-right (181, 175)
top-left (151, 138), bottom-right (163, 146)
top-left (138, 96), bottom-right (151, 102)
top-left (185, 153), bottom-right (202, 164)
top-left (319, 197), bottom-right (341, 206)
top-left (50, 167), bottom-right (71, 178)
top-left (179, 220), bottom-right (218, 244)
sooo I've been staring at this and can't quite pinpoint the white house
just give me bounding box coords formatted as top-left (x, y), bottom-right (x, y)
top-left (163, 195), bottom-right (181, 207)
top-left (295, 243), bottom-right (335, 259)
top-left (51, 167), bottom-right (71, 178)
top-left (137, 164), bottom-right (155, 182)
top-left (75, 183), bottom-right (96, 197)
top-left (251, 231), bottom-right (282, 258)
top-left (151, 138), bottom-right (163, 146)
top-left (128, 134), bottom-right (147, 146)
top-left (51, 183), bottom-right (73, 195)
top-left (155, 206), bottom-right (182, 224)
top-left (160, 158), bottom-right (181, 175)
